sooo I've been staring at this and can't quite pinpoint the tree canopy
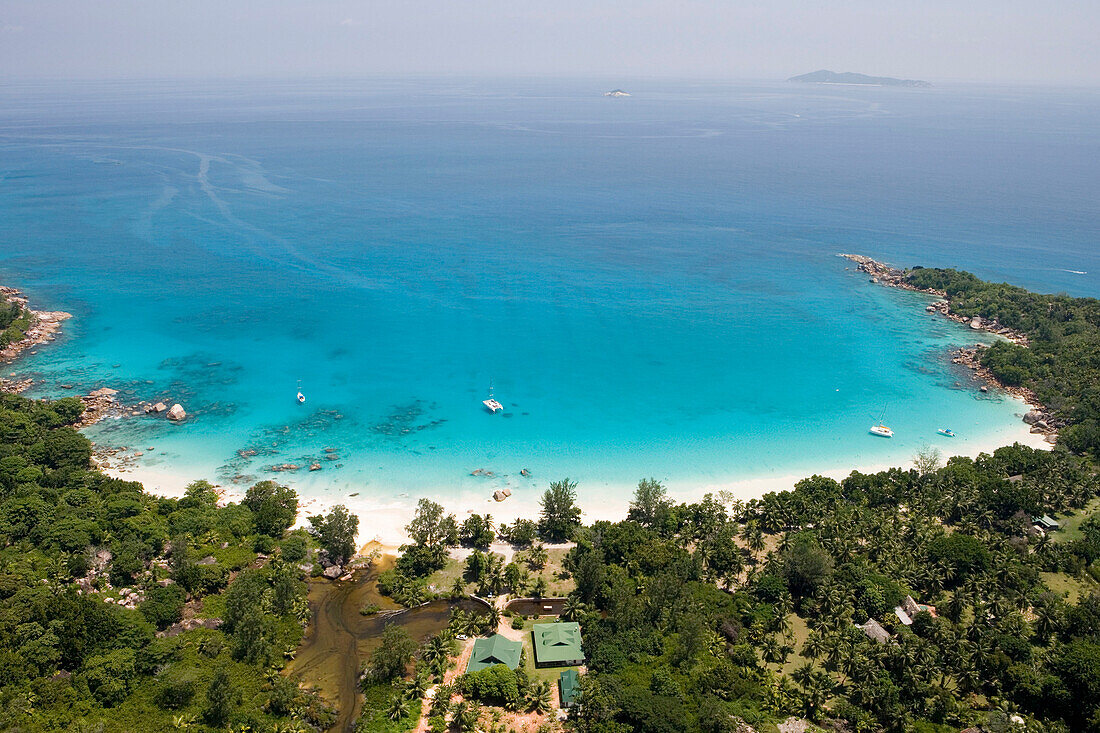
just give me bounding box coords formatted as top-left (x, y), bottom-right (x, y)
top-left (539, 478), bottom-right (582, 542)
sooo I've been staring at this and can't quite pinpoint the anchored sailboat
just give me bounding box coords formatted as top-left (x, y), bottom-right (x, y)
top-left (869, 406), bottom-right (893, 438)
top-left (482, 380), bottom-right (503, 413)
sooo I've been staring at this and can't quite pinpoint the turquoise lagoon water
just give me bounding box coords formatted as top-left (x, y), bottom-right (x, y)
top-left (1, 79), bottom-right (1099, 519)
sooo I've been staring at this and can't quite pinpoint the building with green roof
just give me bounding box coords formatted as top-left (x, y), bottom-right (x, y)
top-left (559, 669), bottom-right (580, 708)
top-left (1033, 514), bottom-right (1061, 531)
top-left (466, 634), bottom-right (523, 673)
top-left (532, 621), bottom-right (585, 668)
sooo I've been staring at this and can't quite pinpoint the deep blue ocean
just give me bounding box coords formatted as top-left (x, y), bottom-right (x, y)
top-left (2, 78), bottom-right (1098, 528)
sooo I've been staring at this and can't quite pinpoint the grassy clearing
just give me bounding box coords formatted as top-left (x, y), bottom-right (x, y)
top-left (1040, 571), bottom-right (1094, 604)
top-left (776, 613), bottom-right (813, 677)
top-left (424, 556), bottom-right (467, 595)
top-left (1052, 496), bottom-right (1100, 543)
top-left (519, 547), bottom-right (575, 596)
top-left (426, 547), bottom-right (577, 598)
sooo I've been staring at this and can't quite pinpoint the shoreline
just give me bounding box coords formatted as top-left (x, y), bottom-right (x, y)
top-left (100, 410), bottom-right (1050, 551)
top-left (0, 284), bottom-right (72, 392)
top-left (6, 273), bottom-right (1056, 552)
top-left (841, 254), bottom-right (1059, 444)
top-left (0, 284), bottom-right (162, 430)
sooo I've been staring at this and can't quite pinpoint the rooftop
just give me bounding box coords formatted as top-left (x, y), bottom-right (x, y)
top-left (466, 634), bottom-right (523, 673)
top-left (532, 621), bottom-right (585, 666)
top-left (1034, 514), bottom-right (1061, 530)
top-left (559, 669), bottom-right (580, 707)
top-left (858, 618), bottom-right (891, 644)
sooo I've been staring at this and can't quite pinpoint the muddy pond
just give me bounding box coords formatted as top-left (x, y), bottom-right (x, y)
top-left (286, 556), bottom-right (489, 732)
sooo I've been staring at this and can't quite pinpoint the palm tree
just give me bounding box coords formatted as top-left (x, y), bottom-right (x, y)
top-left (171, 714), bottom-right (194, 729)
top-left (801, 631), bottom-right (826, 661)
top-left (45, 555), bottom-right (71, 594)
top-left (561, 595), bottom-right (587, 622)
top-left (1033, 600), bottom-right (1062, 643)
top-left (451, 701), bottom-right (480, 732)
top-left (422, 633), bottom-right (451, 677)
top-left (944, 586), bottom-right (970, 624)
top-left (791, 662), bottom-right (814, 689)
top-left (405, 672), bottom-right (429, 700)
top-left (449, 609), bottom-right (475, 637)
top-left (527, 680), bottom-right (553, 713)
top-left (450, 577), bottom-right (467, 598)
top-left (743, 522), bottom-right (766, 554)
top-left (480, 563), bottom-right (506, 596)
top-left (761, 637), bottom-right (783, 665)
top-left (531, 575), bottom-right (549, 598)
top-left (486, 604), bottom-right (503, 631)
top-left (387, 694), bottom-right (409, 721)
top-left (800, 671), bottom-right (833, 721)
top-left (527, 544), bottom-right (548, 570)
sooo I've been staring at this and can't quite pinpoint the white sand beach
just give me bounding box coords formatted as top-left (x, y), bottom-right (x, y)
top-left (99, 395), bottom-right (1051, 550)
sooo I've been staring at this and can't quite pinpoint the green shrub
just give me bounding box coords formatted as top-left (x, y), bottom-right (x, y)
top-left (459, 663), bottom-right (522, 708)
top-left (154, 668), bottom-right (198, 709)
top-left (139, 584), bottom-right (186, 630)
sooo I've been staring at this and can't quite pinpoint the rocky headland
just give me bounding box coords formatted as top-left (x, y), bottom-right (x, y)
top-left (842, 254), bottom-right (1059, 442)
top-left (0, 285), bottom-right (72, 384)
top-left (1, 283), bottom-right (196, 470)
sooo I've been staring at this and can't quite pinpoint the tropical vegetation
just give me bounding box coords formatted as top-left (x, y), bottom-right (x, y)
top-left (0, 392), bottom-right (347, 731)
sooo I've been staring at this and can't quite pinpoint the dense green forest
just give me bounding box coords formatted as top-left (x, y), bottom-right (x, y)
top-left (0, 392), bottom-right (353, 732)
top-left (905, 267), bottom-right (1100, 458)
top-left (564, 448), bottom-right (1100, 733)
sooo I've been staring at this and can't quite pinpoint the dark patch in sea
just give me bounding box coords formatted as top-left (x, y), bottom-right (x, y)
top-left (368, 401), bottom-right (446, 440)
top-left (158, 353), bottom-right (243, 388)
top-left (218, 407), bottom-right (351, 483)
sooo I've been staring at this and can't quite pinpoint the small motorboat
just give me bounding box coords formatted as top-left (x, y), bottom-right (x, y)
top-left (296, 379), bottom-right (306, 404)
top-left (937, 428), bottom-right (956, 437)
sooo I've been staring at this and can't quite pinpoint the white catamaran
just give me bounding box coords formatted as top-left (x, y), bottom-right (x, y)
top-left (482, 381), bottom-right (503, 413)
top-left (869, 406), bottom-right (893, 438)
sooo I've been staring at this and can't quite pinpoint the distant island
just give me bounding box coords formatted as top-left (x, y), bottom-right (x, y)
top-left (788, 69), bottom-right (931, 88)
top-left (603, 89), bottom-right (630, 97)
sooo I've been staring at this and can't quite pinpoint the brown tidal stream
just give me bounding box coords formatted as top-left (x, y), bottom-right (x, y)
top-left (286, 556), bottom-right (487, 732)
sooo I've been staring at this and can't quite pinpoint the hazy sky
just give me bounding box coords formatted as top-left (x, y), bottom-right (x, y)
top-left (1, 0), bottom-right (1098, 84)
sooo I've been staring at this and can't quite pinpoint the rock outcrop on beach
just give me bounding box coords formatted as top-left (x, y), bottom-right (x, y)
top-left (166, 403), bottom-right (187, 421)
top-left (76, 387), bottom-right (127, 427)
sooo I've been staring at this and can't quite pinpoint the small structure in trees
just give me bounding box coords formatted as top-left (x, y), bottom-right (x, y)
top-left (857, 618), bottom-right (892, 644)
top-left (902, 595), bottom-right (937, 619)
top-left (1032, 514), bottom-right (1061, 533)
top-left (559, 669), bottom-right (580, 708)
